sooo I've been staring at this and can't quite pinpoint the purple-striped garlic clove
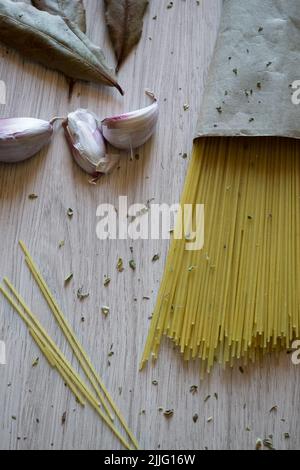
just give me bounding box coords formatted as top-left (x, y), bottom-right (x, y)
top-left (0, 118), bottom-right (54, 163)
top-left (64, 109), bottom-right (119, 176)
top-left (101, 91), bottom-right (158, 151)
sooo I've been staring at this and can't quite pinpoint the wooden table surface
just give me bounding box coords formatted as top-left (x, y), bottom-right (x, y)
top-left (0, 0), bottom-right (299, 451)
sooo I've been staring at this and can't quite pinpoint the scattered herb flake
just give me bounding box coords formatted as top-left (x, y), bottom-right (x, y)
top-left (28, 194), bottom-right (38, 200)
top-left (64, 273), bottom-right (73, 285)
top-left (117, 258), bottom-right (124, 272)
top-left (61, 412), bottom-right (67, 425)
top-left (163, 409), bottom-right (174, 418)
top-left (152, 380), bottom-right (158, 386)
top-left (77, 287), bottom-right (89, 300)
top-left (183, 104), bottom-right (189, 111)
top-left (59, 240), bottom-right (65, 248)
top-left (129, 260), bottom-right (136, 271)
top-left (269, 405), bottom-right (278, 413)
top-left (256, 438), bottom-right (263, 450)
top-left (104, 277), bottom-right (111, 287)
top-left (190, 385), bottom-right (198, 395)
top-left (188, 265), bottom-right (197, 272)
top-left (101, 306), bottom-right (110, 317)
top-left (193, 414), bottom-right (199, 423)
top-left (232, 68), bottom-right (238, 75)
top-left (32, 357), bottom-right (39, 367)
top-left (263, 438), bottom-right (274, 450)
top-left (152, 254), bottom-right (160, 262)
top-left (67, 208), bottom-right (74, 218)
top-left (204, 395), bottom-right (211, 403)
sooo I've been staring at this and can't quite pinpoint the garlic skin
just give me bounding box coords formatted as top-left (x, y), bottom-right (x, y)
top-left (101, 91), bottom-right (158, 151)
top-left (64, 109), bottom-right (119, 176)
top-left (0, 118), bottom-right (53, 163)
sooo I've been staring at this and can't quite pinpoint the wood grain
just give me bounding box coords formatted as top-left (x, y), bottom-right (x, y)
top-left (0, 0), bottom-right (298, 451)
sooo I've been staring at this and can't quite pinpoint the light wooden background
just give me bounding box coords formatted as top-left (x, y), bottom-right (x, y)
top-left (0, 0), bottom-right (299, 451)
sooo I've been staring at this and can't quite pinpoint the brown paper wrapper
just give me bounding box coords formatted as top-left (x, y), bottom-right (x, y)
top-left (196, 0), bottom-right (300, 139)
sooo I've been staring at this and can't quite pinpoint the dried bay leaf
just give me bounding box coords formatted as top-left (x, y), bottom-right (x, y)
top-left (104, 0), bottom-right (149, 72)
top-left (0, 0), bottom-right (123, 94)
top-left (31, 0), bottom-right (86, 33)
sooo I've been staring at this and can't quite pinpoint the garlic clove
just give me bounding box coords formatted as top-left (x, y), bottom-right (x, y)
top-left (64, 109), bottom-right (119, 176)
top-left (0, 118), bottom-right (53, 163)
top-left (101, 91), bottom-right (158, 151)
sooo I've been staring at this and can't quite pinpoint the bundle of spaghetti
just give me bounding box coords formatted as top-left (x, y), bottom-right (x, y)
top-left (18, 241), bottom-right (138, 449)
top-left (0, 243), bottom-right (139, 450)
top-left (141, 136), bottom-right (300, 375)
top-left (0, 281), bottom-right (133, 449)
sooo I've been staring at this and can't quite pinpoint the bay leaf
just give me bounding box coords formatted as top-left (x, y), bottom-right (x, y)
top-left (0, 0), bottom-right (124, 94)
top-left (31, 0), bottom-right (86, 33)
top-left (104, 0), bottom-right (149, 72)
